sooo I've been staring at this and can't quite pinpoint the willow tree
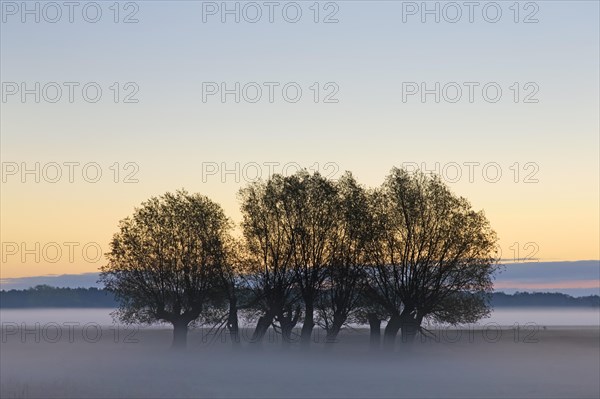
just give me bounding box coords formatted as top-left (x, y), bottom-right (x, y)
top-left (239, 175), bottom-right (302, 345)
top-left (367, 168), bottom-right (498, 348)
top-left (286, 171), bottom-right (339, 346)
top-left (317, 172), bottom-right (372, 343)
top-left (99, 190), bottom-right (230, 349)
top-left (239, 171), bottom-right (341, 346)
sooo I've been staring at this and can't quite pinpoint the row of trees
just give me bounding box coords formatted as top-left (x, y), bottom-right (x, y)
top-left (100, 168), bottom-right (498, 349)
top-left (4, 287), bottom-right (596, 309)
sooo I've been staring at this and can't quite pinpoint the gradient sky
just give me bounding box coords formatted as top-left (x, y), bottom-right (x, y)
top-left (1, 1), bottom-right (599, 279)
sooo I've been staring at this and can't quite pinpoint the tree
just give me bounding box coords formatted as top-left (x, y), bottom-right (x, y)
top-left (240, 171), bottom-right (342, 346)
top-left (239, 175), bottom-right (302, 345)
top-left (192, 237), bottom-right (247, 349)
top-left (216, 237), bottom-right (252, 349)
top-left (99, 190), bottom-right (230, 349)
top-left (367, 168), bottom-right (498, 348)
top-left (353, 291), bottom-right (390, 351)
top-left (286, 171), bottom-right (339, 346)
top-left (316, 172), bottom-right (372, 343)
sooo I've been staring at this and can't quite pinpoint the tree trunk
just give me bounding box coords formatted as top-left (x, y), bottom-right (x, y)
top-left (367, 313), bottom-right (381, 350)
top-left (279, 305), bottom-right (301, 348)
top-left (227, 298), bottom-right (240, 349)
top-left (171, 320), bottom-right (189, 350)
top-left (281, 322), bottom-right (294, 347)
top-left (300, 302), bottom-right (315, 346)
top-left (400, 314), bottom-right (422, 345)
top-left (325, 324), bottom-right (341, 344)
top-left (325, 312), bottom-right (346, 344)
top-left (383, 314), bottom-right (401, 350)
top-left (250, 314), bottom-right (273, 344)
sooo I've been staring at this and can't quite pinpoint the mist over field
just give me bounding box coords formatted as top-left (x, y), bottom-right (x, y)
top-left (2, 307), bottom-right (600, 328)
top-left (2, 322), bottom-right (599, 398)
top-left (2, 308), bottom-right (600, 398)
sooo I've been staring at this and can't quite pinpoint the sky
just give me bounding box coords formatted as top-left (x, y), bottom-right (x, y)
top-left (1, 1), bottom-right (599, 282)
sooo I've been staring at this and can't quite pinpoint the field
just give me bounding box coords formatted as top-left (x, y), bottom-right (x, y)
top-left (1, 325), bottom-right (599, 398)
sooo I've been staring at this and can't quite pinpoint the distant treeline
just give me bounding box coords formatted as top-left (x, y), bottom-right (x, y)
top-left (0, 286), bottom-right (117, 308)
top-left (492, 292), bottom-right (600, 307)
top-left (1, 285), bottom-right (598, 308)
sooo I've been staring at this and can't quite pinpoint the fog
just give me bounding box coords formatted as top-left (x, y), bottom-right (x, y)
top-left (1, 312), bottom-right (599, 398)
top-left (2, 307), bottom-right (599, 328)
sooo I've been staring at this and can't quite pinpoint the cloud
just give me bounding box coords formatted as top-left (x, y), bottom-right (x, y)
top-left (494, 279), bottom-right (600, 290)
top-left (0, 273), bottom-right (101, 290)
top-left (496, 260), bottom-right (600, 282)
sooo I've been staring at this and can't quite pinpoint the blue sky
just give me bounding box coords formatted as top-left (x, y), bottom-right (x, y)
top-left (1, 1), bottom-right (599, 279)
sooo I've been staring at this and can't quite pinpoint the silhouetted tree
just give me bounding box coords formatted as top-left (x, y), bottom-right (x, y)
top-left (217, 237), bottom-right (252, 348)
top-left (366, 168), bottom-right (498, 348)
top-left (285, 171), bottom-right (340, 346)
top-left (353, 295), bottom-right (390, 351)
top-left (100, 190), bottom-right (230, 349)
top-left (239, 176), bottom-right (302, 345)
top-left (317, 173), bottom-right (372, 343)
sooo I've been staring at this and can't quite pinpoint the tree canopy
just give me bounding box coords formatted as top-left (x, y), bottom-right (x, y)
top-left (98, 168), bottom-right (501, 350)
top-left (99, 190), bottom-right (231, 348)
